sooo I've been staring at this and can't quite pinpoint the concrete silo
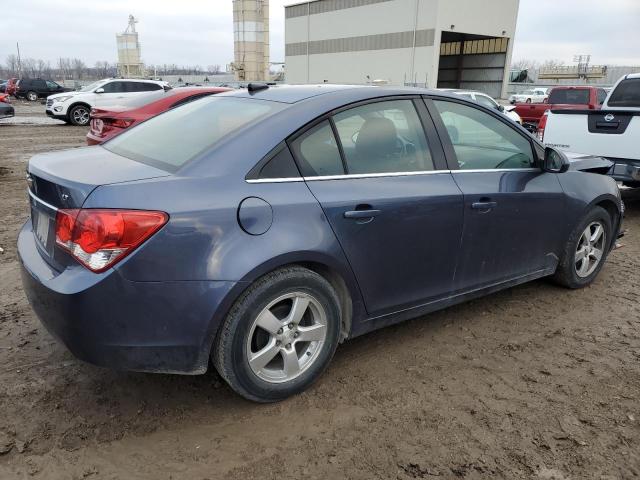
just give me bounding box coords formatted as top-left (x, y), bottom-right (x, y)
top-left (232, 0), bottom-right (270, 81)
top-left (116, 15), bottom-right (145, 78)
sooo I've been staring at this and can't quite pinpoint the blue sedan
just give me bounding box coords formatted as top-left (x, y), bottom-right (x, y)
top-left (19, 84), bottom-right (622, 402)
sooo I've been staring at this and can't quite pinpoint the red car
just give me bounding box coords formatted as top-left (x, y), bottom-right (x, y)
top-left (86, 86), bottom-right (231, 145)
top-left (5, 78), bottom-right (18, 97)
top-left (514, 86), bottom-right (608, 126)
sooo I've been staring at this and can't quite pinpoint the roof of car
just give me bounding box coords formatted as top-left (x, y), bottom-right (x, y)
top-left (222, 84), bottom-right (443, 104)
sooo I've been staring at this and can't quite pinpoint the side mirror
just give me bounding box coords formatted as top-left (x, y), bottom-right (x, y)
top-left (542, 147), bottom-right (570, 173)
top-left (95, 88), bottom-right (105, 94)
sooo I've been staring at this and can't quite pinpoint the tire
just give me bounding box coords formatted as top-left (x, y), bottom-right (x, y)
top-left (213, 266), bottom-right (342, 402)
top-left (68, 104), bottom-right (90, 126)
top-left (526, 98), bottom-right (532, 103)
top-left (553, 206), bottom-right (613, 289)
top-left (26, 91), bottom-right (38, 102)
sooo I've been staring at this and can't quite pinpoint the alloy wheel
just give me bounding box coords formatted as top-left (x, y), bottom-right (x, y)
top-left (246, 292), bottom-right (327, 384)
top-left (27, 92), bottom-right (37, 101)
top-left (575, 221), bottom-right (606, 278)
top-left (72, 107), bottom-right (89, 125)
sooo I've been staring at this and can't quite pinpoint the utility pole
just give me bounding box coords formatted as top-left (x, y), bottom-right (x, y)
top-left (16, 42), bottom-right (22, 78)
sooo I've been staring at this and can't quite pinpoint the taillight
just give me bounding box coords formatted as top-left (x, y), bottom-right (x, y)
top-left (537, 110), bottom-right (549, 142)
top-left (55, 209), bottom-right (168, 272)
top-left (109, 118), bottom-right (134, 129)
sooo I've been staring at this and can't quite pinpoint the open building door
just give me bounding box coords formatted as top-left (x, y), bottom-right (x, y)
top-left (437, 32), bottom-right (509, 99)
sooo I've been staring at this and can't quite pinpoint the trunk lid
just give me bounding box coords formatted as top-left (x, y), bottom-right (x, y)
top-left (28, 146), bottom-right (170, 209)
top-left (27, 146), bottom-right (170, 265)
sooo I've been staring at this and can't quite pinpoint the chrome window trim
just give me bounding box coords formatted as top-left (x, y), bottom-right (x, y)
top-left (451, 168), bottom-right (541, 174)
top-left (305, 170), bottom-right (450, 181)
top-left (245, 168), bottom-right (542, 184)
top-left (28, 189), bottom-right (59, 212)
top-left (246, 177), bottom-right (305, 184)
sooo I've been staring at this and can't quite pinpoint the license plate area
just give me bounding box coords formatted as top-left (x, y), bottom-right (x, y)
top-left (30, 195), bottom-right (56, 257)
top-left (92, 118), bottom-right (104, 134)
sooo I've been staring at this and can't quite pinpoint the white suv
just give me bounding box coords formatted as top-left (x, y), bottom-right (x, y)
top-left (46, 78), bottom-right (170, 126)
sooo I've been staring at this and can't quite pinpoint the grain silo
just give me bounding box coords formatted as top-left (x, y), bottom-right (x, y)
top-left (232, 0), bottom-right (270, 81)
top-left (116, 15), bottom-right (145, 78)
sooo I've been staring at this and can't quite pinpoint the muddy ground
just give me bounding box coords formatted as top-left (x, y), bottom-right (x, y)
top-left (0, 102), bottom-right (639, 480)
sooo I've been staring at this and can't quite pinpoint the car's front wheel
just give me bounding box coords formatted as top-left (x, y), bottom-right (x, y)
top-left (553, 206), bottom-right (613, 288)
top-left (68, 104), bottom-right (90, 126)
top-left (26, 91), bottom-right (38, 102)
top-left (213, 266), bottom-right (342, 402)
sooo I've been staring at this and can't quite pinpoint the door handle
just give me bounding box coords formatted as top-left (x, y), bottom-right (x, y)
top-left (343, 209), bottom-right (382, 219)
top-left (471, 201), bottom-right (497, 210)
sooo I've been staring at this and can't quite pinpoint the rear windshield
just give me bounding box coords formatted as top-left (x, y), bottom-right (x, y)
top-left (103, 96), bottom-right (285, 172)
top-left (607, 78), bottom-right (640, 108)
top-left (548, 89), bottom-right (590, 105)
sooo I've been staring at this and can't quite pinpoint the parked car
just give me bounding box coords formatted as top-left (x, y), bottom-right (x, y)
top-left (440, 89), bottom-right (523, 125)
top-left (542, 74), bottom-right (640, 187)
top-left (86, 86), bottom-right (231, 145)
top-left (0, 94), bottom-right (14, 119)
top-left (516, 86), bottom-right (607, 127)
top-left (5, 78), bottom-right (18, 97)
top-left (509, 88), bottom-right (548, 104)
top-left (15, 78), bottom-right (69, 101)
top-left (19, 85), bottom-right (623, 402)
top-left (46, 78), bottom-right (170, 126)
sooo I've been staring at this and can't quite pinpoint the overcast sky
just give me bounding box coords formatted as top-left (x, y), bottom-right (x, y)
top-left (2, 0), bottom-right (639, 69)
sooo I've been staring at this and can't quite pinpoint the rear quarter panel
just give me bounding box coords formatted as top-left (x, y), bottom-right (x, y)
top-left (83, 174), bottom-right (367, 336)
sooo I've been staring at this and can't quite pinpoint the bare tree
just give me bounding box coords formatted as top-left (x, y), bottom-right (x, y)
top-left (94, 61), bottom-right (112, 78)
top-left (208, 64), bottom-right (222, 74)
top-left (511, 58), bottom-right (538, 71)
top-left (22, 58), bottom-right (38, 78)
top-left (5, 54), bottom-right (19, 76)
top-left (71, 58), bottom-right (86, 80)
top-left (58, 58), bottom-right (72, 80)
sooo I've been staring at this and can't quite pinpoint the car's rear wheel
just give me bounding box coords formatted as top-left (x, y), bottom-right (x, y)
top-left (526, 98), bottom-right (532, 103)
top-left (213, 266), bottom-right (342, 402)
top-left (26, 91), bottom-right (38, 102)
top-left (69, 104), bottom-right (90, 126)
top-left (553, 206), bottom-right (612, 288)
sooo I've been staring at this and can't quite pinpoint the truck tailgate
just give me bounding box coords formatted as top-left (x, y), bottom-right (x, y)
top-left (544, 110), bottom-right (640, 161)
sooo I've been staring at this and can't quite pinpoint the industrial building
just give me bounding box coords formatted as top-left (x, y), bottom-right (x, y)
top-left (232, 0), bottom-right (271, 81)
top-left (285, 0), bottom-right (519, 98)
top-left (116, 15), bottom-right (145, 78)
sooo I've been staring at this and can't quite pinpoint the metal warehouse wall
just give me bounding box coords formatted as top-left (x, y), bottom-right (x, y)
top-left (284, 0), bottom-right (519, 97)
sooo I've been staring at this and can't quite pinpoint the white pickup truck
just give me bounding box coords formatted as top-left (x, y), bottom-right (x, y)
top-left (542, 74), bottom-right (640, 187)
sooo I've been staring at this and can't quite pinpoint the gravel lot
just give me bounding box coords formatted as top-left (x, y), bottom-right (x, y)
top-left (1, 102), bottom-right (639, 480)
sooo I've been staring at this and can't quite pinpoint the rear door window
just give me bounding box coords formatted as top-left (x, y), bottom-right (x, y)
top-left (548, 89), bottom-right (590, 105)
top-left (332, 99), bottom-right (434, 174)
top-left (607, 78), bottom-right (640, 107)
top-left (104, 97), bottom-right (285, 172)
top-left (102, 82), bottom-right (124, 93)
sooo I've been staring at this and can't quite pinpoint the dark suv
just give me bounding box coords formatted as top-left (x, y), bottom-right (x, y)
top-left (16, 79), bottom-right (68, 101)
